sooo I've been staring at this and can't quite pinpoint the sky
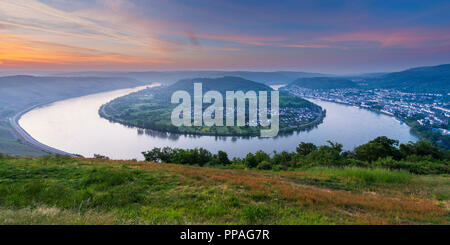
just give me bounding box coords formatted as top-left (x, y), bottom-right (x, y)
top-left (1, 0), bottom-right (450, 74)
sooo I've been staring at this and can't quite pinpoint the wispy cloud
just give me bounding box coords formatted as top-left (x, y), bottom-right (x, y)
top-left (0, 0), bottom-right (449, 72)
top-left (318, 28), bottom-right (450, 49)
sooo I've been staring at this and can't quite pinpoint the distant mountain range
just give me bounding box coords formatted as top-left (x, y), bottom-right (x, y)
top-left (166, 76), bottom-right (273, 95)
top-left (56, 71), bottom-right (327, 85)
top-left (282, 64), bottom-right (450, 93)
top-left (0, 75), bottom-right (146, 118)
top-left (364, 64), bottom-right (450, 93)
top-left (286, 77), bottom-right (358, 90)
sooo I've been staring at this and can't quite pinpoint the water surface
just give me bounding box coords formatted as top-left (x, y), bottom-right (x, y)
top-left (19, 86), bottom-right (417, 160)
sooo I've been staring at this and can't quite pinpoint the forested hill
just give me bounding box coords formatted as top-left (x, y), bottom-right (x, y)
top-left (287, 77), bottom-right (358, 89)
top-left (100, 76), bottom-right (323, 136)
top-left (366, 64), bottom-right (450, 93)
top-left (165, 76), bottom-right (273, 95)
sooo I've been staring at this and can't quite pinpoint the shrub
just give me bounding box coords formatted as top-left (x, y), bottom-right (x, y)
top-left (217, 151), bottom-right (231, 165)
top-left (296, 142), bottom-right (317, 156)
top-left (243, 153), bottom-right (258, 168)
top-left (400, 140), bottom-right (445, 160)
top-left (374, 157), bottom-right (450, 175)
top-left (254, 150), bottom-right (271, 164)
top-left (93, 154), bottom-right (109, 160)
top-left (257, 161), bottom-right (272, 170)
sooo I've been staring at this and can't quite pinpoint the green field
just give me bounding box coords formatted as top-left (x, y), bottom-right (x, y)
top-left (0, 154), bottom-right (448, 225)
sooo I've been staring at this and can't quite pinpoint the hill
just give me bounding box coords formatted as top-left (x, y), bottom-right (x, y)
top-left (0, 155), bottom-right (447, 224)
top-left (0, 75), bottom-right (146, 117)
top-left (100, 76), bottom-right (323, 136)
top-left (165, 76), bottom-right (273, 95)
top-left (57, 71), bottom-right (327, 85)
top-left (366, 64), bottom-right (450, 93)
top-left (287, 77), bottom-right (358, 89)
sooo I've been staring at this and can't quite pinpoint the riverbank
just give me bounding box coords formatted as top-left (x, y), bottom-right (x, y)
top-left (303, 96), bottom-right (424, 138)
top-left (19, 88), bottom-right (417, 160)
top-left (9, 84), bottom-right (156, 157)
top-left (99, 101), bottom-right (326, 137)
top-left (8, 101), bottom-right (77, 157)
top-left (306, 96), bottom-right (450, 149)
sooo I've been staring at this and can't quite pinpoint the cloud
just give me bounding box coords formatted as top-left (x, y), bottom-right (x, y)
top-left (280, 44), bottom-right (330, 49)
top-left (0, 0), bottom-right (183, 68)
top-left (196, 33), bottom-right (286, 46)
top-left (1, 0), bottom-right (450, 71)
top-left (0, 34), bottom-right (172, 68)
top-left (318, 28), bottom-right (450, 49)
top-left (0, 23), bottom-right (11, 29)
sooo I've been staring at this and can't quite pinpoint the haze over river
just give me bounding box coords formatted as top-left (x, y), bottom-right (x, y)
top-left (19, 85), bottom-right (417, 160)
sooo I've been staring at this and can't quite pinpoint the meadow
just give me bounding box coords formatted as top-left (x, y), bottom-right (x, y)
top-left (0, 155), bottom-right (448, 225)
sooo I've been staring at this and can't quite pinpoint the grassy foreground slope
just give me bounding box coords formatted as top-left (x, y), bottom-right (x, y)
top-left (0, 155), bottom-right (448, 225)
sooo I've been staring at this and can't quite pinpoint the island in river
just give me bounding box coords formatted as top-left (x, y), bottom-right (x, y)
top-left (99, 77), bottom-right (325, 136)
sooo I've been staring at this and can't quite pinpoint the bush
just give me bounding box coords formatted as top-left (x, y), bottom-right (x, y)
top-left (400, 140), bottom-right (446, 160)
top-left (257, 161), bottom-right (272, 170)
top-left (374, 157), bottom-right (450, 175)
top-left (254, 150), bottom-right (271, 164)
top-left (271, 151), bottom-right (294, 167)
top-left (243, 153), bottom-right (258, 168)
top-left (140, 137), bottom-right (450, 175)
top-left (93, 154), bottom-right (109, 160)
top-left (296, 142), bottom-right (317, 156)
top-left (343, 158), bottom-right (369, 168)
top-left (217, 151), bottom-right (231, 165)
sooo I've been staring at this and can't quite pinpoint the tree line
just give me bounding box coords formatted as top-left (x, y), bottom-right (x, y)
top-left (142, 136), bottom-right (449, 175)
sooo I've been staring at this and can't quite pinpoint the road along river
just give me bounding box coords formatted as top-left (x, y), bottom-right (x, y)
top-left (19, 85), bottom-right (417, 160)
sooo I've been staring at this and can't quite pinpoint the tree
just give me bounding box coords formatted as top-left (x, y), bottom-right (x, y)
top-left (306, 142), bottom-right (342, 166)
top-left (217, 150), bottom-right (231, 165)
top-left (400, 140), bottom-right (445, 160)
top-left (244, 153), bottom-right (258, 168)
top-left (254, 150), bottom-right (271, 163)
top-left (142, 148), bottom-right (163, 162)
top-left (296, 142), bottom-right (317, 156)
top-left (257, 160), bottom-right (272, 170)
top-left (272, 151), bottom-right (293, 167)
top-left (354, 136), bottom-right (402, 162)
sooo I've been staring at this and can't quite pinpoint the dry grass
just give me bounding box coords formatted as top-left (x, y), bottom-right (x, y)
top-left (81, 159), bottom-right (449, 224)
top-left (0, 206), bottom-right (119, 225)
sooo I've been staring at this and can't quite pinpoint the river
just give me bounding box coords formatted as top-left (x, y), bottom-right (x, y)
top-left (19, 85), bottom-right (417, 160)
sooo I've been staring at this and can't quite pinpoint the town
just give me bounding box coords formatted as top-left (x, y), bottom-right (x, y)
top-left (283, 86), bottom-right (450, 140)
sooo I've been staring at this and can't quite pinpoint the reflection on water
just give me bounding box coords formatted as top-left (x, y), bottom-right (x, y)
top-left (19, 86), bottom-right (417, 160)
